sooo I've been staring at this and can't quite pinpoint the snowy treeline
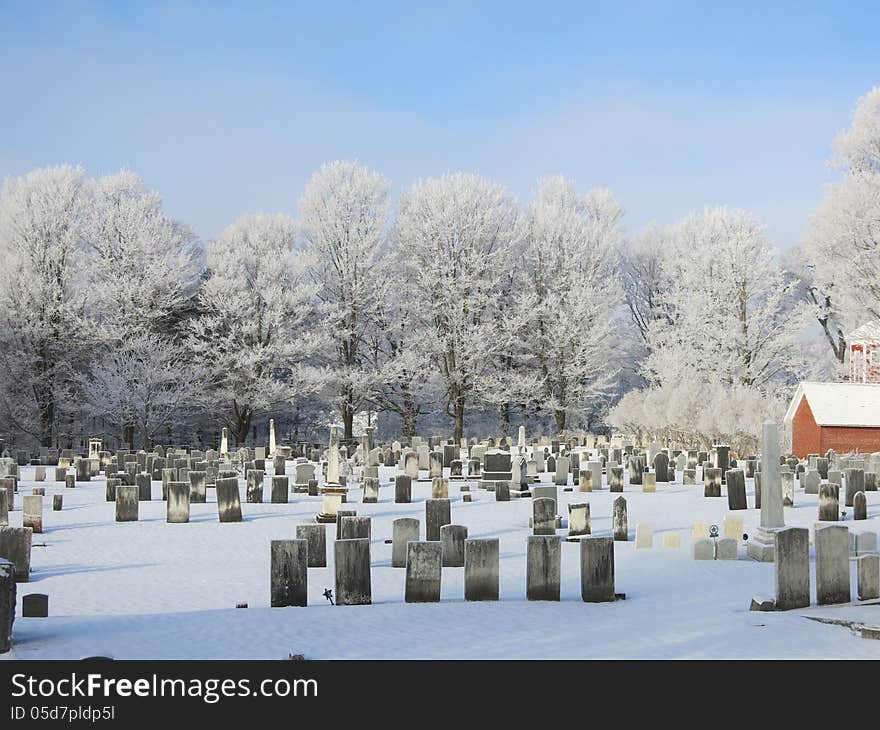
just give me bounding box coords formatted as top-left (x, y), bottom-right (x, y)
top-left (0, 88), bottom-right (878, 450)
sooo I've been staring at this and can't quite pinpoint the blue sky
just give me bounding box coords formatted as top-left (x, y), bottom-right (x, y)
top-left (1, 0), bottom-right (878, 245)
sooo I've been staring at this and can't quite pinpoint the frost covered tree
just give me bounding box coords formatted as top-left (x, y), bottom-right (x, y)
top-left (0, 165), bottom-right (90, 446)
top-left (190, 214), bottom-right (324, 445)
top-left (803, 87), bottom-right (880, 362)
top-left (520, 177), bottom-right (624, 433)
top-left (77, 334), bottom-right (205, 447)
top-left (620, 223), bottom-right (672, 345)
top-left (607, 378), bottom-right (785, 454)
top-left (642, 207), bottom-right (808, 392)
top-left (395, 173), bottom-right (520, 441)
top-left (299, 161), bottom-right (390, 443)
top-left (81, 169), bottom-right (201, 445)
top-left (84, 169), bottom-right (200, 340)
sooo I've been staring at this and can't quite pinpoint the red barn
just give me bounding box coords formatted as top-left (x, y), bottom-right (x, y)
top-left (785, 382), bottom-right (880, 458)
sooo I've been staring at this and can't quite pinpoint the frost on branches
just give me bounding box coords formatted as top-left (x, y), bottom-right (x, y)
top-left (802, 86), bottom-right (880, 363)
top-left (189, 214), bottom-right (326, 446)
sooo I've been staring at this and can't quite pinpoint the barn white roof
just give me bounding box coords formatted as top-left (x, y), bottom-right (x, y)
top-left (850, 320), bottom-right (880, 343)
top-left (784, 381), bottom-right (880, 428)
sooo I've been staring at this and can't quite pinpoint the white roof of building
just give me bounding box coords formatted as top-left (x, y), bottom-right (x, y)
top-left (850, 320), bottom-right (880, 343)
top-left (784, 381), bottom-right (880, 428)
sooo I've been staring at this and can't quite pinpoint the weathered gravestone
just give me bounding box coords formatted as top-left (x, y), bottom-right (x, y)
top-left (581, 536), bottom-right (615, 602)
top-left (774, 527), bottom-right (810, 610)
top-left (246, 469), bottom-right (264, 503)
top-left (818, 484), bottom-right (839, 521)
top-left (613, 496), bottom-right (628, 541)
top-left (426, 499), bottom-right (451, 541)
top-left (189, 471), bottom-right (207, 504)
top-left (568, 503), bottom-right (591, 539)
top-left (0, 527), bottom-right (31, 581)
top-left (167, 482), bottom-right (190, 523)
top-left (339, 516), bottom-right (371, 540)
top-left (532, 497), bottom-right (556, 535)
top-left (405, 542), bottom-right (442, 603)
top-left (334, 538), bottom-right (371, 605)
top-left (704, 468), bottom-right (722, 497)
top-left (394, 474), bottom-right (412, 504)
top-left (216, 477), bottom-right (243, 523)
top-left (296, 524), bottom-right (327, 568)
top-left (858, 554), bottom-right (880, 601)
top-left (115, 486), bottom-right (139, 523)
top-left (440, 524), bottom-right (467, 567)
top-left (391, 518), bottom-right (420, 568)
top-left (845, 468), bottom-right (865, 508)
top-left (22, 496), bottom-right (42, 534)
top-left (527, 535), bottom-right (561, 601)
top-left (854, 491), bottom-right (868, 520)
top-left (270, 539), bottom-right (308, 607)
top-left (0, 559), bottom-right (14, 653)
top-left (815, 524), bottom-right (851, 605)
top-left (271, 476), bottom-right (289, 504)
top-left (464, 539), bottom-right (499, 601)
top-left (726, 468), bottom-right (747, 510)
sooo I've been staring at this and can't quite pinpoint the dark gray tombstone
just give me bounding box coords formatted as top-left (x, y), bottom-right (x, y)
top-left (495, 480), bottom-right (510, 501)
top-left (703, 467), bottom-right (722, 497)
top-left (52, 494), bottom-right (62, 511)
top-left (613, 496), bottom-right (628, 541)
top-left (818, 483), bottom-right (839, 522)
top-left (405, 542), bottom-right (442, 603)
top-left (105, 477), bottom-right (120, 503)
top-left (167, 481), bottom-right (190, 523)
top-left (527, 535), bottom-right (561, 601)
top-left (464, 538), bottom-right (499, 601)
top-left (726, 468), bottom-right (747, 510)
top-left (216, 477), bottom-right (243, 523)
top-left (854, 491), bottom-right (868, 520)
top-left (774, 527), bottom-right (810, 610)
top-left (339, 516), bottom-right (371, 540)
top-left (653, 452), bottom-right (669, 483)
top-left (532, 497), bottom-right (556, 536)
top-left (815, 525), bottom-right (851, 605)
top-left (296, 524), bottom-right (327, 568)
top-left (189, 471), bottom-right (207, 504)
top-left (271, 475), bottom-right (289, 504)
top-left (581, 536), bottom-right (615, 602)
top-left (0, 527), bottom-right (31, 582)
top-left (609, 466), bottom-right (623, 492)
top-left (845, 468), bottom-right (865, 508)
top-left (246, 469), bottom-right (264, 503)
top-left (394, 474), bottom-right (412, 503)
top-left (115, 486), bottom-right (139, 523)
top-left (22, 592), bottom-right (48, 618)
top-left (136, 472), bottom-right (152, 501)
top-left (426, 499), bottom-right (451, 541)
top-left (270, 539), bottom-right (308, 607)
top-left (440, 524), bottom-right (467, 567)
top-left (0, 559), bottom-right (14, 653)
top-left (334, 538), bottom-right (371, 605)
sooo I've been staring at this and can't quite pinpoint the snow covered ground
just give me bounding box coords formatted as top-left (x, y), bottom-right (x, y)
top-left (5, 463), bottom-right (880, 659)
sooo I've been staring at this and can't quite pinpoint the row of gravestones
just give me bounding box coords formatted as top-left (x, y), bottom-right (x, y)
top-left (270, 530), bottom-right (620, 607)
top-left (753, 524), bottom-right (880, 610)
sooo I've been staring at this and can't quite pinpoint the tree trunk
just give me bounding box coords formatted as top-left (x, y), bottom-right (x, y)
top-left (402, 390), bottom-right (418, 439)
top-left (554, 409), bottom-right (566, 435)
top-left (342, 400), bottom-right (354, 444)
top-left (453, 396), bottom-right (465, 443)
top-left (499, 402), bottom-right (511, 437)
top-left (234, 408), bottom-right (252, 447)
top-left (37, 395), bottom-right (54, 448)
top-left (123, 424), bottom-right (135, 449)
